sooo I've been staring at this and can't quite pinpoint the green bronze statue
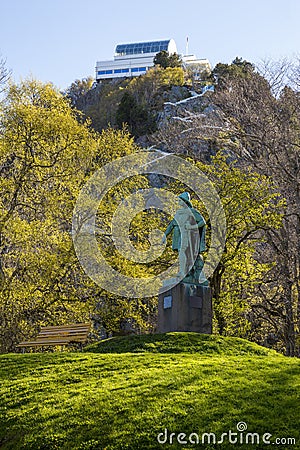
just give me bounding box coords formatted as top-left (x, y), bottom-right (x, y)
top-left (163, 192), bottom-right (208, 286)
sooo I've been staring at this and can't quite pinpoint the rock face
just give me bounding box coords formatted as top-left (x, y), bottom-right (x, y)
top-left (73, 79), bottom-right (200, 131)
top-left (152, 88), bottom-right (225, 162)
top-left (71, 77), bottom-right (226, 162)
top-left (161, 85), bottom-right (192, 103)
top-left (158, 90), bottom-right (210, 128)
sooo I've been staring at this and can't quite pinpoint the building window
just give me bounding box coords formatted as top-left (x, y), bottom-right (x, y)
top-left (115, 40), bottom-right (169, 56)
top-left (98, 70), bottom-right (113, 75)
top-left (132, 67), bottom-right (147, 72)
top-left (110, 68), bottom-right (129, 74)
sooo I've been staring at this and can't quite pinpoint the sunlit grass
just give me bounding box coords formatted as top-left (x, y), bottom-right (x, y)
top-left (0, 333), bottom-right (299, 449)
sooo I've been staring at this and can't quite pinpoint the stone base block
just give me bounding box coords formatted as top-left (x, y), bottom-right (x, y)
top-left (157, 283), bottom-right (212, 334)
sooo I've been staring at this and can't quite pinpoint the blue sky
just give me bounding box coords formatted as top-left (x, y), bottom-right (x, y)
top-left (1, 0), bottom-right (299, 90)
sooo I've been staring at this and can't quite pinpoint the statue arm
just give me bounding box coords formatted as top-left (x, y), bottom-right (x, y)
top-left (164, 219), bottom-right (176, 237)
top-left (193, 211), bottom-right (206, 228)
top-left (184, 212), bottom-right (206, 230)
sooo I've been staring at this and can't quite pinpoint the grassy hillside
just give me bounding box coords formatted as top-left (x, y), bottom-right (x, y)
top-left (0, 333), bottom-right (299, 449)
top-left (84, 332), bottom-right (277, 356)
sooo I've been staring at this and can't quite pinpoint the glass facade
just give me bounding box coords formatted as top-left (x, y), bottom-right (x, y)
top-left (115, 40), bottom-right (170, 56)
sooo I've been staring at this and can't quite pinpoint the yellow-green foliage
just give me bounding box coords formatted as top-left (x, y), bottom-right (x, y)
top-left (129, 66), bottom-right (184, 92)
top-left (0, 79), bottom-right (287, 352)
top-left (151, 153), bottom-right (284, 337)
top-left (87, 79), bottom-right (130, 131)
top-left (195, 153), bottom-right (285, 336)
top-left (0, 80), bottom-right (99, 350)
top-left (127, 66), bottom-right (184, 108)
top-left (0, 80), bottom-right (155, 351)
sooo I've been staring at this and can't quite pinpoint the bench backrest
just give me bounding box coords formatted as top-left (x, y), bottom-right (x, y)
top-left (38, 323), bottom-right (90, 341)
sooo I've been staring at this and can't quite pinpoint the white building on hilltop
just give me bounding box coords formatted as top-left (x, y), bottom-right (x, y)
top-left (95, 39), bottom-right (210, 81)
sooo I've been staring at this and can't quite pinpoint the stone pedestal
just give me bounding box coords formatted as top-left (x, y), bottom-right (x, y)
top-left (157, 283), bottom-right (212, 334)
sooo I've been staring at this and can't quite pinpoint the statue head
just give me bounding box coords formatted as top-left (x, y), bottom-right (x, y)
top-left (178, 192), bottom-right (192, 207)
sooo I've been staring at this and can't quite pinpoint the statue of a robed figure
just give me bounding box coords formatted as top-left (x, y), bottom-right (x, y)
top-left (157, 192), bottom-right (212, 334)
top-left (163, 192), bottom-right (208, 286)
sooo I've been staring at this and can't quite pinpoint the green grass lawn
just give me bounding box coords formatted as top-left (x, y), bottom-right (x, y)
top-left (0, 333), bottom-right (299, 450)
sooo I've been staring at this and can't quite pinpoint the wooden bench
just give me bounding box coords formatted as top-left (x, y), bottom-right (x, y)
top-left (16, 323), bottom-right (90, 352)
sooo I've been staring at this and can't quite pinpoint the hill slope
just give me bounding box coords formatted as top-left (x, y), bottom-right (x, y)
top-left (84, 332), bottom-right (277, 356)
top-left (0, 333), bottom-right (299, 449)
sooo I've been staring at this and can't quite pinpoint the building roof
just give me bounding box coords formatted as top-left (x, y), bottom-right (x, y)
top-left (115, 39), bottom-right (176, 56)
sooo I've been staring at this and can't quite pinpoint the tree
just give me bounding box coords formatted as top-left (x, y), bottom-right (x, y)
top-left (70, 67), bottom-right (185, 134)
top-left (64, 76), bottom-right (94, 104)
top-left (158, 57), bottom-right (300, 355)
top-left (0, 79), bottom-right (100, 351)
top-left (152, 65), bottom-right (297, 352)
top-left (196, 154), bottom-right (283, 336)
top-left (0, 55), bottom-right (11, 92)
top-left (0, 80), bottom-right (161, 350)
top-left (257, 57), bottom-right (291, 97)
top-left (116, 91), bottom-right (156, 137)
top-left (210, 60), bottom-right (300, 356)
top-left (115, 66), bottom-right (185, 137)
top-left (85, 79), bottom-right (131, 132)
top-left (154, 51), bottom-right (182, 69)
top-left (212, 57), bottom-right (255, 89)
top-left (155, 153), bottom-right (283, 338)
